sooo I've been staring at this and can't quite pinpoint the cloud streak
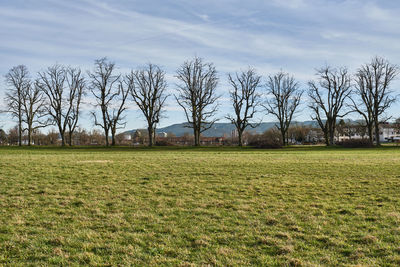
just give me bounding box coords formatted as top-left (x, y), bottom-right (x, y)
top-left (0, 0), bottom-right (399, 131)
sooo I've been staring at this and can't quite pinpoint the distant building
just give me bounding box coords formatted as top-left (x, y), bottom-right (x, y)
top-left (122, 133), bottom-right (132, 141)
top-left (157, 132), bottom-right (168, 138)
top-left (379, 123), bottom-right (400, 142)
top-left (336, 123), bottom-right (400, 142)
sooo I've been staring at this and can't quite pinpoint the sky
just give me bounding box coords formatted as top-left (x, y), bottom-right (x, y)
top-left (0, 0), bottom-right (400, 132)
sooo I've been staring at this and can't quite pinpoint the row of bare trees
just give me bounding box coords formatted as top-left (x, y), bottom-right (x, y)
top-left (3, 65), bottom-right (87, 146)
top-left (175, 56), bottom-right (398, 147)
top-left (2, 59), bottom-right (169, 147)
top-left (88, 58), bottom-right (169, 147)
top-left (2, 56), bottom-right (398, 147)
top-left (174, 58), bottom-right (305, 147)
top-left (4, 66), bottom-right (47, 146)
top-left (308, 57), bottom-right (398, 146)
top-left (0, 126), bottom-right (109, 146)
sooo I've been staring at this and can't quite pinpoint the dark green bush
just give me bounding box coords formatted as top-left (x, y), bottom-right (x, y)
top-left (337, 139), bottom-right (372, 148)
top-left (155, 140), bottom-right (174, 146)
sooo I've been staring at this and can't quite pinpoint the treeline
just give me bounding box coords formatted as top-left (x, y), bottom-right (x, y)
top-left (1, 56), bottom-right (398, 147)
top-left (0, 126), bottom-right (107, 146)
top-left (0, 123), bottom-right (321, 147)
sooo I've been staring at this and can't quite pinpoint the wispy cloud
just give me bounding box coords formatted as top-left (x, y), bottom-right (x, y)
top-left (0, 0), bottom-right (399, 130)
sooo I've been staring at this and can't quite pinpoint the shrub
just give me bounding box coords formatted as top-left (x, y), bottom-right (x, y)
top-left (247, 129), bottom-right (282, 149)
top-left (337, 138), bottom-right (372, 148)
top-left (155, 140), bottom-right (174, 146)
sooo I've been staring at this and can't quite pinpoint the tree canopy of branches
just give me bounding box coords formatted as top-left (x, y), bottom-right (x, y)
top-left (89, 58), bottom-right (128, 146)
top-left (264, 71), bottom-right (303, 146)
top-left (226, 68), bottom-right (261, 146)
top-left (350, 57), bottom-right (398, 146)
top-left (127, 63), bottom-right (168, 147)
top-left (36, 64), bottom-right (85, 146)
top-left (308, 66), bottom-right (352, 146)
top-left (175, 57), bottom-right (219, 146)
top-left (65, 68), bottom-right (86, 146)
top-left (4, 65), bottom-right (30, 146)
top-left (22, 82), bottom-right (48, 145)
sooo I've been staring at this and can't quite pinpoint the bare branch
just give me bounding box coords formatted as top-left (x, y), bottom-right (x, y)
top-left (128, 63), bottom-right (169, 147)
top-left (226, 67), bottom-right (262, 146)
top-left (36, 64), bottom-right (85, 146)
top-left (4, 65), bottom-right (30, 146)
top-left (349, 56), bottom-right (399, 146)
top-left (264, 71), bottom-right (303, 146)
top-left (308, 66), bottom-right (351, 146)
top-left (175, 57), bottom-right (220, 146)
top-left (88, 57), bottom-right (126, 146)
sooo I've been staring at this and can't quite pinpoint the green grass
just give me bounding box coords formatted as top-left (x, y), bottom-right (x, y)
top-left (1, 146), bottom-right (400, 266)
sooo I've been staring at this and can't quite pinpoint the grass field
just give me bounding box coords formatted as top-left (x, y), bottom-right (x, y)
top-left (0, 146), bottom-right (400, 266)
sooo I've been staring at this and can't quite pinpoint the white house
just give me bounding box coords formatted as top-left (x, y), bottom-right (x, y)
top-left (337, 123), bottom-right (400, 143)
top-left (379, 124), bottom-right (400, 142)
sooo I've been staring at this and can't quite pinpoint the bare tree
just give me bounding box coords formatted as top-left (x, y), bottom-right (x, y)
top-left (127, 63), bottom-right (168, 147)
top-left (350, 57), bottom-right (398, 146)
top-left (65, 68), bottom-right (86, 146)
top-left (349, 80), bottom-right (374, 146)
top-left (4, 65), bottom-right (30, 146)
top-left (308, 66), bottom-right (352, 146)
top-left (226, 68), bottom-right (262, 146)
top-left (37, 64), bottom-right (85, 146)
top-left (175, 57), bottom-right (219, 146)
top-left (21, 83), bottom-right (48, 145)
top-left (264, 71), bottom-right (303, 146)
top-left (89, 58), bottom-right (128, 146)
top-left (108, 83), bottom-right (129, 146)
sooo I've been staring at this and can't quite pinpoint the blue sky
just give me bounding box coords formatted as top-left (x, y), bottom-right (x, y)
top-left (1, 0), bottom-right (400, 132)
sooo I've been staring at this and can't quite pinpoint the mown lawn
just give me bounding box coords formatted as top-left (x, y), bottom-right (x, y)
top-left (0, 146), bottom-right (400, 266)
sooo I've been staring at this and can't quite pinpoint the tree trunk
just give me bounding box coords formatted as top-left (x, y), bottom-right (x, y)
top-left (238, 129), bottom-right (243, 147)
top-left (102, 107), bottom-right (109, 146)
top-left (329, 123), bottom-right (336, 146)
top-left (367, 125), bottom-right (373, 146)
top-left (18, 119), bottom-right (22, 146)
top-left (329, 132), bottom-right (335, 146)
top-left (104, 128), bottom-right (109, 146)
top-left (59, 125), bottom-right (65, 146)
top-left (27, 128), bottom-right (31, 146)
top-left (148, 127), bottom-right (154, 147)
top-left (69, 132), bottom-right (73, 146)
top-left (324, 130), bottom-right (329, 146)
top-left (153, 127), bottom-right (157, 146)
top-left (281, 129), bottom-right (286, 146)
top-left (194, 129), bottom-right (200, 146)
top-left (374, 122), bottom-right (380, 146)
top-left (111, 129), bottom-right (116, 146)
top-left (286, 132), bottom-right (289, 146)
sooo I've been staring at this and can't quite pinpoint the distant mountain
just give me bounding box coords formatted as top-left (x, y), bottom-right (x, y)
top-left (125, 120), bottom-right (320, 137)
